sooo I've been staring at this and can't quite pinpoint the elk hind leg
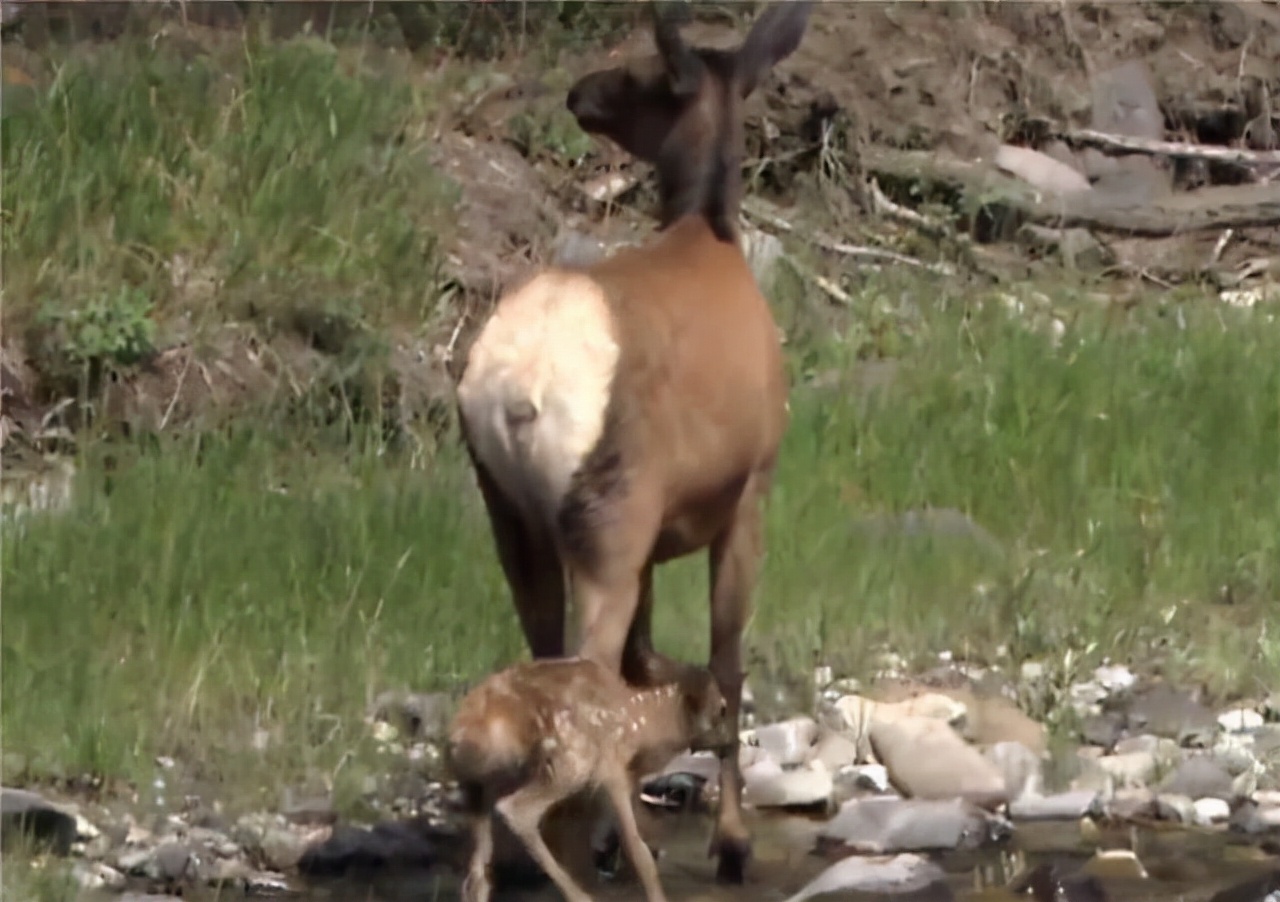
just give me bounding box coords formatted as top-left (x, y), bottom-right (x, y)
top-left (470, 458), bottom-right (566, 658)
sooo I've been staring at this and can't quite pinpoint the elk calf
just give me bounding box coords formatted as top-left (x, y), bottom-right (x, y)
top-left (447, 657), bottom-right (735, 902)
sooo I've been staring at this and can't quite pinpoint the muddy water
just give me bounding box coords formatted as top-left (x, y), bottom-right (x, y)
top-left (297, 810), bottom-right (1277, 902)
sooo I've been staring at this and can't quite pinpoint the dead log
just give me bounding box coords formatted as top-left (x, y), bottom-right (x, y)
top-left (864, 148), bottom-right (1280, 238)
top-left (1062, 129), bottom-right (1280, 167)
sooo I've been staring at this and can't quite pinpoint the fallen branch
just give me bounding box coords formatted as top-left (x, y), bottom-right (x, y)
top-left (864, 147), bottom-right (1280, 237)
top-left (1061, 128), bottom-right (1280, 167)
top-left (742, 196), bottom-right (956, 276)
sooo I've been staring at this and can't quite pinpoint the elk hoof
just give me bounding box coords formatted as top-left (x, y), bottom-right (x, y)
top-left (709, 833), bottom-right (751, 884)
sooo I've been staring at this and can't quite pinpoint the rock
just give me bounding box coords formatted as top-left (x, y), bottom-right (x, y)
top-left (0, 786), bottom-right (78, 855)
top-left (261, 825), bottom-right (311, 870)
top-left (781, 853), bottom-right (952, 902)
top-left (1205, 867), bottom-right (1280, 902)
top-left (1102, 788), bottom-right (1158, 821)
top-left (72, 860), bottom-right (127, 890)
top-left (1078, 848), bottom-right (1148, 880)
top-left (808, 730), bottom-right (862, 773)
top-left (1079, 712), bottom-right (1126, 749)
top-left (1228, 799), bottom-right (1280, 835)
top-left (640, 772), bottom-right (708, 811)
top-left (371, 690), bottom-right (453, 740)
top-left (114, 846), bottom-right (155, 874)
top-left (1159, 755), bottom-right (1235, 800)
top-left (1219, 707), bottom-right (1265, 733)
top-left (1093, 751), bottom-right (1160, 788)
top-left (657, 750), bottom-right (721, 782)
top-left (1263, 693), bottom-right (1280, 722)
top-left (983, 740), bottom-right (1043, 800)
top-left (151, 841), bottom-right (196, 882)
top-left (1125, 684), bottom-right (1218, 744)
top-left (1092, 664), bottom-right (1137, 695)
top-left (869, 715), bottom-right (1009, 807)
top-left (742, 758), bottom-right (834, 810)
top-left (296, 819), bottom-right (450, 878)
top-left (1007, 790), bottom-right (1100, 822)
top-left (832, 763), bottom-right (892, 798)
top-left (1009, 863), bottom-right (1110, 902)
top-left (551, 229), bottom-right (610, 268)
top-left (281, 793), bottom-right (337, 827)
top-left (1192, 796), bottom-right (1231, 825)
top-left (742, 227), bottom-right (784, 285)
top-left (994, 144), bottom-right (1092, 197)
top-left (817, 796), bottom-right (1011, 855)
top-left (1153, 793), bottom-right (1196, 824)
top-left (1113, 734), bottom-right (1177, 758)
top-left (749, 717), bottom-right (819, 767)
top-left (1069, 680), bottom-right (1110, 717)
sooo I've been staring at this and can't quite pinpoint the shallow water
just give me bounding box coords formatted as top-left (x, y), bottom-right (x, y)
top-left (293, 810), bottom-right (1278, 902)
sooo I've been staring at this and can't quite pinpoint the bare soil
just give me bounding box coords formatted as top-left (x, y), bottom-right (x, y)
top-left (3, 1), bottom-right (1278, 464)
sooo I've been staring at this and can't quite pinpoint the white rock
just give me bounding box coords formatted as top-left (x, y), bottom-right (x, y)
top-left (1092, 663), bottom-right (1137, 693)
top-left (72, 861), bottom-right (126, 891)
top-left (1019, 661), bottom-right (1047, 683)
top-left (1191, 796), bottom-right (1230, 825)
top-left (743, 758), bottom-right (834, 809)
top-left (1219, 707), bottom-right (1265, 733)
top-left (749, 717), bottom-right (819, 767)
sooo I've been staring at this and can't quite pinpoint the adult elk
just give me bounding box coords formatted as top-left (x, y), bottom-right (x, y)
top-left (454, 0), bottom-right (813, 883)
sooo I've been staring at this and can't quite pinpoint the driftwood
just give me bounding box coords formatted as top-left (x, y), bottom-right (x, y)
top-left (864, 148), bottom-right (1280, 237)
top-left (1062, 128), bottom-right (1280, 167)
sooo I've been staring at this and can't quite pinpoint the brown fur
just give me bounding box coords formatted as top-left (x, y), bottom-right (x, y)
top-left (447, 657), bottom-right (735, 902)
top-left (455, 0), bottom-right (813, 885)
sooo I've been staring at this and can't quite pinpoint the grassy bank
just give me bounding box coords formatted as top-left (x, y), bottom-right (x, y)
top-left (3, 12), bottom-right (1279, 817)
top-left (5, 277), bottom-right (1279, 805)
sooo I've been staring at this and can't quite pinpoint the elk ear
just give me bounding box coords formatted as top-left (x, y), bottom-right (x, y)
top-left (735, 0), bottom-right (814, 98)
top-left (651, 0), bottom-right (704, 97)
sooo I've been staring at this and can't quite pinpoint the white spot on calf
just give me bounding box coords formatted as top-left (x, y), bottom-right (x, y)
top-left (457, 270), bottom-right (620, 515)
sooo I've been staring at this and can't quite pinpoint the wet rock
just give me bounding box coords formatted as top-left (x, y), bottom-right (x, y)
top-left (1205, 867), bottom-right (1280, 902)
top-left (1007, 790), bottom-right (1099, 822)
top-left (0, 786), bottom-right (78, 855)
top-left (870, 715), bottom-right (1009, 807)
top-left (1009, 863), bottom-right (1109, 902)
top-left (296, 819), bottom-right (453, 878)
top-left (1100, 788), bottom-right (1158, 821)
top-left (748, 716), bottom-right (819, 767)
top-left (1158, 754), bottom-right (1234, 800)
top-left (1192, 796), bottom-right (1231, 825)
top-left (817, 796), bottom-right (1011, 855)
top-left (782, 852), bottom-right (952, 902)
top-left (640, 772), bottom-right (708, 811)
top-left (743, 758), bottom-right (834, 811)
top-left (984, 740), bottom-right (1043, 800)
top-left (657, 750), bottom-right (721, 782)
top-left (1078, 848), bottom-right (1148, 880)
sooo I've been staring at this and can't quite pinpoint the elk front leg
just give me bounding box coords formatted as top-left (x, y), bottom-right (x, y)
top-left (602, 769), bottom-right (669, 902)
top-left (706, 493), bottom-right (764, 884)
top-left (621, 562), bottom-right (686, 687)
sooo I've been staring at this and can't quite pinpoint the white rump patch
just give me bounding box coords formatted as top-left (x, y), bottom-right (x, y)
top-left (457, 270), bottom-right (620, 517)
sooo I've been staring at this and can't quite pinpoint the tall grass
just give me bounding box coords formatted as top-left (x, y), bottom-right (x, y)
top-left (5, 278), bottom-right (1279, 803)
top-left (2, 32), bottom-right (458, 338)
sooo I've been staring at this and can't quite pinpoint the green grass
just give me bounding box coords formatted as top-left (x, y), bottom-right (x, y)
top-left (5, 274), bottom-right (1280, 807)
top-left (2, 30), bottom-right (460, 356)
